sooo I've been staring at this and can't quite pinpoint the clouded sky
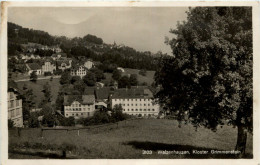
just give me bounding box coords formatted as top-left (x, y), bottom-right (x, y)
top-left (8, 7), bottom-right (188, 54)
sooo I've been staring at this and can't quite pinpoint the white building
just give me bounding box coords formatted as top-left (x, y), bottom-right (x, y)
top-left (64, 95), bottom-right (96, 119)
top-left (117, 67), bottom-right (125, 73)
top-left (111, 87), bottom-right (160, 117)
top-left (84, 60), bottom-right (94, 70)
top-left (41, 61), bottom-right (56, 74)
top-left (70, 65), bottom-right (87, 78)
top-left (8, 86), bottom-right (23, 127)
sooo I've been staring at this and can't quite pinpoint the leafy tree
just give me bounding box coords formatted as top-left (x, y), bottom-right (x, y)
top-left (30, 71), bottom-right (37, 82)
top-left (73, 80), bottom-right (86, 94)
top-left (83, 72), bottom-right (96, 86)
top-left (22, 89), bottom-right (35, 122)
top-left (41, 105), bottom-right (56, 127)
top-left (42, 82), bottom-right (52, 103)
top-left (155, 7), bottom-right (252, 156)
top-left (111, 104), bottom-right (126, 122)
top-left (90, 68), bottom-right (105, 82)
top-left (129, 74), bottom-right (138, 86)
top-left (28, 113), bottom-right (39, 128)
top-left (118, 75), bottom-right (131, 88)
top-left (112, 69), bottom-right (122, 81)
top-left (71, 76), bottom-right (81, 85)
top-left (60, 71), bottom-right (71, 85)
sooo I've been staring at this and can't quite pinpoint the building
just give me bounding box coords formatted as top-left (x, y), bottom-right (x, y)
top-left (84, 59), bottom-right (94, 70)
top-left (110, 87), bottom-right (160, 117)
top-left (8, 85), bottom-right (23, 127)
top-left (117, 67), bottom-right (125, 73)
top-left (25, 63), bottom-right (42, 75)
top-left (51, 53), bottom-right (67, 60)
top-left (63, 95), bottom-right (96, 119)
top-left (70, 65), bottom-right (87, 78)
top-left (57, 59), bottom-right (72, 71)
top-left (41, 60), bottom-right (56, 74)
top-left (95, 87), bottom-right (113, 109)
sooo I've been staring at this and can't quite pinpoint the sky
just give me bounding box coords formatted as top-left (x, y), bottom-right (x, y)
top-left (8, 7), bottom-right (188, 54)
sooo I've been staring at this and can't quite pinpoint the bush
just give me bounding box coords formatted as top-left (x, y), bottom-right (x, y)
top-left (44, 72), bottom-right (52, 76)
top-left (59, 116), bottom-right (75, 126)
top-left (8, 119), bottom-right (14, 129)
top-left (54, 69), bottom-right (62, 75)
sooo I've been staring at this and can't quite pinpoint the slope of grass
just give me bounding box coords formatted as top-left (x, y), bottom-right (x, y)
top-left (16, 78), bottom-right (61, 107)
top-left (9, 119), bottom-right (253, 159)
top-left (123, 68), bottom-right (155, 86)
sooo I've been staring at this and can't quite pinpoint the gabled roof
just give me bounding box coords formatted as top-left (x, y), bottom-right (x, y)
top-left (57, 60), bottom-right (70, 66)
top-left (26, 63), bottom-right (42, 70)
top-left (95, 87), bottom-right (112, 100)
top-left (64, 95), bottom-right (95, 106)
top-left (52, 53), bottom-right (67, 58)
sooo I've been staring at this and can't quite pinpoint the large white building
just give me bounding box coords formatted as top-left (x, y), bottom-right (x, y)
top-left (110, 87), bottom-right (160, 117)
top-left (63, 95), bottom-right (96, 119)
top-left (8, 86), bottom-right (23, 127)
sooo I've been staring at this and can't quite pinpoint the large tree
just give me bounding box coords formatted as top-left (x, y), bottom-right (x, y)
top-left (155, 7), bottom-right (252, 156)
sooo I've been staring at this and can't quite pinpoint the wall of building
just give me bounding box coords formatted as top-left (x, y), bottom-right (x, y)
top-left (111, 98), bottom-right (160, 117)
top-left (70, 66), bottom-right (87, 78)
top-left (64, 101), bottom-right (95, 119)
top-left (8, 91), bottom-right (23, 127)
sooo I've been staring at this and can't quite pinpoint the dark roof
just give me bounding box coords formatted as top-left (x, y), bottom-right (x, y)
top-left (111, 86), bottom-right (153, 99)
top-left (84, 87), bottom-right (95, 95)
top-left (64, 95), bottom-right (95, 106)
top-left (52, 53), bottom-right (67, 58)
top-left (26, 63), bottom-right (41, 70)
top-left (95, 87), bottom-right (112, 100)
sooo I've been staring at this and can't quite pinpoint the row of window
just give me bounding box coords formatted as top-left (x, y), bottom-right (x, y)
top-left (9, 108), bottom-right (21, 118)
top-left (66, 112), bottom-right (90, 117)
top-left (9, 100), bottom-right (20, 108)
top-left (114, 98), bottom-right (152, 102)
top-left (121, 103), bottom-right (152, 106)
top-left (123, 109), bottom-right (155, 112)
top-left (129, 114), bottom-right (155, 116)
top-left (70, 104), bottom-right (92, 107)
top-left (65, 108), bottom-right (92, 111)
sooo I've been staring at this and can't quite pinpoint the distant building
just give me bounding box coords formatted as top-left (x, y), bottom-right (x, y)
top-left (51, 53), bottom-right (67, 61)
top-left (110, 87), bottom-right (160, 117)
top-left (25, 63), bottom-right (42, 75)
top-left (70, 65), bottom-right (87, 78)
top-left (41, 60), bottom-right (56, 74)
top-left (57, 59), bottom-right (72, 71)
top-left (95, 87), bottom-right (113, 109)
top-left (63, 95), bottom-right (96, 119)
top-left (96, 82), bottom-right (104, 88)
top-left (8, 85), bottom-right (23, 127)
top-left (84, 59), bottom-right (94, 70)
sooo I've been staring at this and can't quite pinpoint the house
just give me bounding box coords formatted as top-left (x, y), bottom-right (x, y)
top-left (117, 67), bottom-right (125, 73)
top-left (70, 65), bottom-right (87, 78)
top-left (63, 95), bottom-right (96, 119)
top-left (26, 63), bottom-right (42, 75)
top-left (95, 87), bottom-right (113, 109)
top-left (8, 83), bottom-right (23, 127)
top-left (84, 59), bottom-right (94, 70)
top-left (96, 82), bottom-right (104, 88)
top-left (57, 60), bottom-right (72, 71)
top-left (41, 60), bottom-right (56, 74)
top-left (51, 53), bottom-right (67, 60)
top-left (110, 86), bottom-right (160, 117)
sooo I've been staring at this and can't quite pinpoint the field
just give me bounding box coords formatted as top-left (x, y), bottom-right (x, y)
top-left (9, 119), bottom-right (253, 159)
top-left (16, 78), bottom-right (61, 106)
top-left (123, 68), bottom-right (155, 85)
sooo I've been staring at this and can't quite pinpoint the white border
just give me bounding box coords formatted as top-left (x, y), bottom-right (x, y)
top-left (1, 1), bottom-right (259, 165)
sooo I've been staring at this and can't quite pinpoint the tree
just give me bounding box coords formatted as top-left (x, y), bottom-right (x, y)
top-left (118, 76), bottom-right (130, 88)
top-left (71, 76), bottom-right (81, 85)
top-left (83, 72), bottom-right (96, 86)
top-left (90, 68), bottom-right (105, 82)
top-left (60, 71), bottom-right (71, 85)
top-left (155, 7), bottom-right (252, 156)
top-left (112, 69), bottom-right (122, 81)
top-left (30, 71), bottom-right (37, 82)
top-left (22, 89), bottom-right (35, 122)
top-left (42, 82), bottom-right (52, 103)
top-left (129, 74), bottom-right (138, 86)
top-left (111, 104), bottom-right (126, 122)
top-left (8, 119), bottom-right (14, 129)
top-left (139, 69), bottom-right (147, 76)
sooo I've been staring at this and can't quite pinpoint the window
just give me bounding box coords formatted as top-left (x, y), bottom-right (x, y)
top-left (140, 99), bottom-right (142, 101)
top-left (16, 109), bottom-right (20, 115)
top-left (132, 109), bottom-right (134, 111)
top-left (123, 104), bottom-right (125, 106)
top-left (128, 109), bottom-right (129, 111)
top-left (148, 109), bottom-right (150, 111)
top-left (152, 109), bottom-right (155, 111)
top-left (140, 104), bottom-right (142, 106)
top-left (136, 104), bottom-right (138, 106)
top-left (88, 112), bottom-right (90, 116)
top-left (10, 101), bottom-right (14, 108)
top-left (115, 99), bottom-right (117, 101)
top-left (76, 113), bottom-right (78, 116)
top-left (144, 104), bottom-right (146, 106)
top-left (131, 104), bottom-right (133, 106)
top-left (140, 109), bottom-right (142, 111)
top-left (10, 92), bottom-right (14, 99)
top-left (148, 104), bottom-right (150, 106)
top-left (127, 104), bottom-right (129, 106)
top-left (136, 109), bottom-right (138, 111)
top-left (16, 100), bottom-right (19, 106)
top-left (66, 114), bottom-right (68, 116)
top-left (72, 113), bottom-right (74, 116)
top-left (144, 109), bottom-right (146, 111)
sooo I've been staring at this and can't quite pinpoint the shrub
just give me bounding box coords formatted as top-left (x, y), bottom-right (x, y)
top-left (139, 69), bottom-right (147, 76)
top-left (8, 119), bottom-right (14, 129)
top-left (44, 72), bottom-right (52, 76)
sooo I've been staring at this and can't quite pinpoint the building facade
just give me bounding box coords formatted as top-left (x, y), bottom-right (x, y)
top-left (111, 87), bottom-right (160, 117)
top-left (8, 87), bottom-right (23, 127)
top-left (64, 95), bottom-right (96, 119)
top-left (84, 60), bottom-right (94, 70)
top-left (26, 63), bottom-right (42, 75)
top-left (70, 66), bottom-right (87, 78)
top-left (41, 61), bottom-right (56, 74)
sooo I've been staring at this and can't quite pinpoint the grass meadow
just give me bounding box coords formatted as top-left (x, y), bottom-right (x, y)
top-left (9, 119), bottom-right (253, 159)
